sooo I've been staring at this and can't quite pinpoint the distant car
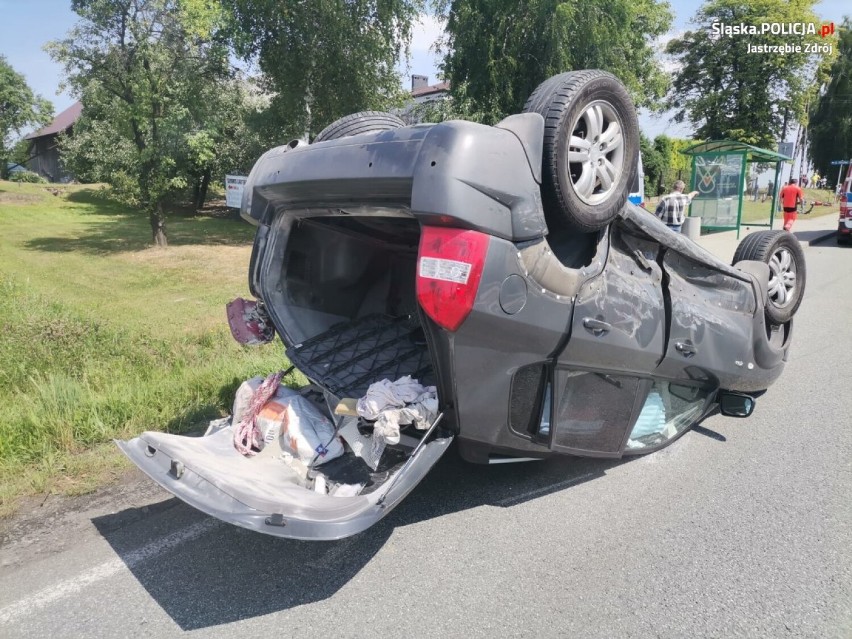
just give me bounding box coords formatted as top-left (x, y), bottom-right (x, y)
top-left (120, 71), bottom-right (806, 540)
top-left (838, 176), bottom-right (852, 245)
top-left (5, 162), bottom-right (27, 177)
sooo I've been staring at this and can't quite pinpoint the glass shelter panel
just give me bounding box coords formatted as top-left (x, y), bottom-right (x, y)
top-left (690, 153), bottom-right (744, 229)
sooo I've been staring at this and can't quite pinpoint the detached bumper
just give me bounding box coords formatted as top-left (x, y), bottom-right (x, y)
top-left (117, 429), bottom-right (452, 541)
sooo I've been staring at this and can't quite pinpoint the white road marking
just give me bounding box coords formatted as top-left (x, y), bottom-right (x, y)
top-left (497, 472), bottom-right (596, 507)
top-left (0, 518), bottom-right (221, 626)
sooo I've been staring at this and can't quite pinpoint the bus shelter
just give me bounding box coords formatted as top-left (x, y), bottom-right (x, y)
top-left (680, 140), bottom-right (792, 238)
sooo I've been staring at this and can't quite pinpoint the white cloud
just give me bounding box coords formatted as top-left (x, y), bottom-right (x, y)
top-left (397, 13), bottom-right (446, 82)
top-left (654, 29), bottom-right (686, 74)
top-left (410, 14), bottom-right (447, 56)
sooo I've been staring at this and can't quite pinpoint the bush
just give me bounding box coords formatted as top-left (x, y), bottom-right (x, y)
top-left (9, 170), bottom-right (47, 184)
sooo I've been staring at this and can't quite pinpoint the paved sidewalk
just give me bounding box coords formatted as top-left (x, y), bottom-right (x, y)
top-left (692, 212), bottom-right (838, 262)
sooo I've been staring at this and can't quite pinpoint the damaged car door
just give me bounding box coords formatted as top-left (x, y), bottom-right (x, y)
top-left (546, 223), bottom-right (666, 457)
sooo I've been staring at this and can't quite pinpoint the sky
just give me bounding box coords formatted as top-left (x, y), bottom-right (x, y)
top-left (1, 0), bottom-right (849, 140)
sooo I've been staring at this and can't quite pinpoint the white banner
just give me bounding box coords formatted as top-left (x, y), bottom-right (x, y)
top-left (225, 175), bottom-right (248, 208)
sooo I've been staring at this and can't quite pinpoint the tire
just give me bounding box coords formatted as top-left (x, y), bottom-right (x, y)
top-left (523, 70), bottom-right (639, 232)
top-left (732, 230), bottom-right (806, 324)
top-left (313, 111), bottom-right (404, 143)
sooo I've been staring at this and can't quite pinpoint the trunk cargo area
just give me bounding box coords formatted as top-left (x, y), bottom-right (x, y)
top-left (260, 213), bottom-right (436, 400)
top-left (285, 314), bottom-right (436, 399)
top-left (117, 212), bottom-right (451, 540)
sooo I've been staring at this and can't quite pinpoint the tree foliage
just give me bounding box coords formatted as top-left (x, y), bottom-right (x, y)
top-left (435, 0), bottom-right (673, 124)
top-left (640, 134), bottom-right (694, 197)
top-left (48, 0), bottom-right (234, 246)
top-left (224, 0), bottom-right (423, 138)
top-left (0, 56), bottom-right (53, 176)
top-left (666, 0), bottom-right (836, 149)
top-left (808, 18), bottom-right (852, 185)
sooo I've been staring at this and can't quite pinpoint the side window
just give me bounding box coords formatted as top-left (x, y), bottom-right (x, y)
top-left (550, 370), bottom-right (640, 455)
top-left (626, 381), bottom-right (711, 451)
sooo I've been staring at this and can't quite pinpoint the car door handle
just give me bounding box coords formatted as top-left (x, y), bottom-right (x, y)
top-left (583, 317), bottom-right (611, 335)
top-left (675, 340), bottom-right (696, 357)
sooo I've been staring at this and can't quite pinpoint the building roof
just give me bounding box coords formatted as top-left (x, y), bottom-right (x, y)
top-left (25, 101), bottom-right (83, 140)
top-left (411, 81), bottom-right (449, 98)
top-left (680, 139), bottom-right (792, 163)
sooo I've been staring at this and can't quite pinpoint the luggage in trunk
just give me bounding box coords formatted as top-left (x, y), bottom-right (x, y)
top-left (119, 211), bottom-right (453, 540)
top-left (118, 405), bottom-right (451, 541)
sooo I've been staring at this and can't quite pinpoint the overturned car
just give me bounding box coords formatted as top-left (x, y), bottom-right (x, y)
top-left (119, 71), bottom-right (805, 540)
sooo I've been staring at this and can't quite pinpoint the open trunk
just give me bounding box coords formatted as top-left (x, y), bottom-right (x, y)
top-left (257, 212), bottom-right (436, 397)
top-left (119, 210), bottom-right (453, 540)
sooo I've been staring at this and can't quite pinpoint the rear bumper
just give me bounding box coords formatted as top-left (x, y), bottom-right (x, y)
top-left (117, 431), bottom-right (452, 541)
top-left (240, 119), bottom-right (547, 242)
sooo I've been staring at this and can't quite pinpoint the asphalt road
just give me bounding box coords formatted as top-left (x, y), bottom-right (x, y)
top-left (1, 240), bottom-right (850, 638)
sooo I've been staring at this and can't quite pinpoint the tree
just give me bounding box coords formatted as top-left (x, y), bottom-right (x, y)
top-left (224, 0), bottom-right (423, 139)
top-left (182, 76), bottom-right (273, 211)
top-left (640, 133), bottom-right (664, 197)
top-left (808, 18), bottom-right (852, 185)
top-left (48, 0), bottom-right (233, 246)
top-left (651, 135), bottom-right (693, 194)
top-left (435, 0), bottom-right (673, 124)
top-left (666, 0), bottom-right (836, 149)
top-left (0, 56), bottom-right (52, 177)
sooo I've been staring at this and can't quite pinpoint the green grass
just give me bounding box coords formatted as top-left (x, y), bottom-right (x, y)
top-left (0, 181), bottom-right (299, 515)
top-left (647, 187), bottom-right (840, 225)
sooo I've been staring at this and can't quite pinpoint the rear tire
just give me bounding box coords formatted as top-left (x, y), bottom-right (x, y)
top-left (523, 70), bottom-right (639, 232)
top-left (732, 230), bottom-right (806, 323)
top-left (313, 111), bottom-right (404, 143)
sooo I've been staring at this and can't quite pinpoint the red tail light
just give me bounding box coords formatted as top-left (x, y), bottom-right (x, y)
top-left (416, 226), bottom-right (489, 331)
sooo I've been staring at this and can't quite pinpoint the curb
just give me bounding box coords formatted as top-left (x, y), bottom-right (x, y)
top-left (803, 230), bottom-right (837, 246)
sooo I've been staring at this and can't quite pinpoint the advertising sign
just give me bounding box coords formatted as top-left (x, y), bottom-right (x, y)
top-left (225, 175), bottom-right (248, 208)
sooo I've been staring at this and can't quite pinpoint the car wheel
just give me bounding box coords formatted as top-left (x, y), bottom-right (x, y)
top-left (313, 111), bottom-right (405, 143)
top-left (732, 230), bottom-right (806, 324)
top-left (523, 70), bottom-right (639, 232)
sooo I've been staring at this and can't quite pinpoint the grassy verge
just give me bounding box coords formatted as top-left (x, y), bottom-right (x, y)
top-left (646, 187), bottom-right (840, 224)
top-left (0, 181), bottom-right (297, 516)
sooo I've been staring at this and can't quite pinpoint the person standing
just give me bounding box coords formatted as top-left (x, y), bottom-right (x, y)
top-left (779, 178), bottom-right (804, 231)
top-left (654, 180), bottom-right (699, 233)
top-left (750, 176), bottom-right (759, 201)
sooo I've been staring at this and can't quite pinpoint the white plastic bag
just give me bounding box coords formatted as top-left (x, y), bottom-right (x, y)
top-left (233, 378), bottom-right (343, 465)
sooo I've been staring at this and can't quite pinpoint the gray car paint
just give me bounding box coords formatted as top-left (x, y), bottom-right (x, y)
top-left (118, 113), bottom-right (794, 539)
top-left (242, 119), bottom-right (790, 458)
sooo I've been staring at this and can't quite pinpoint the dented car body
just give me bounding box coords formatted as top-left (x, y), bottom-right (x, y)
top-left (119, 105), bottom-right (798, 540)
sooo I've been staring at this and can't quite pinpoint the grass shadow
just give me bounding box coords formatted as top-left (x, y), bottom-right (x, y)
top-left (63, 188), bottom-right (130, 216)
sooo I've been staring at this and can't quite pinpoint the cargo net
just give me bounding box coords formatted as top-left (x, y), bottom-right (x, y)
top-left (286, 314), bottom-right (436, 398)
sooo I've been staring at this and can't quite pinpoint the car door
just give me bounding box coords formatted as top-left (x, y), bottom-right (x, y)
top-left (546, 223), bottom-right (666, 457)
top-left (654, 250), bottom-right (756, 386)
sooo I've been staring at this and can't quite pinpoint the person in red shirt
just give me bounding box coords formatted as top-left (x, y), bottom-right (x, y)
top-left (779, 178), bottom-right (804, 231)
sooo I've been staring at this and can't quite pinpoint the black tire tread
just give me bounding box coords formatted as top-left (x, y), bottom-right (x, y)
top-left (732, 230), bottom-right (806, 323)
top-left (314, 111), bottom-right (404, 143)
top-left (523, 70), bottom-right (639, 233)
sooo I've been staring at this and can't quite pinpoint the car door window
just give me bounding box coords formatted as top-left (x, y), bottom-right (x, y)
top-left (625, 381), bottom-right (711, 452)
top-left (549, 370), bottom-right (641, 456)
